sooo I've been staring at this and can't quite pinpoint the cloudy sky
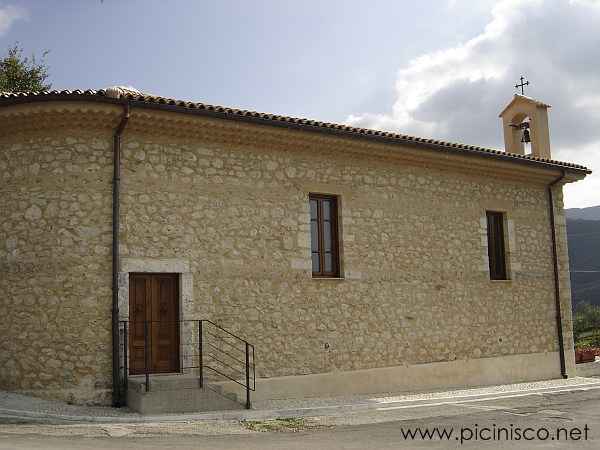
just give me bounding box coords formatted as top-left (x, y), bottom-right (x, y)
top-left (1, 0), bottom-right (598, 207)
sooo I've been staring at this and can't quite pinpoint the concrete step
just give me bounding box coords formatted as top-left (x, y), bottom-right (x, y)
top-left (129, 374), bottom-right (208, 392)
top-left (127, 375), bottom-right (243, 414)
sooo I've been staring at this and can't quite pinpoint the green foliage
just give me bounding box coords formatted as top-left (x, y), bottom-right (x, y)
top-left (240, 417), bottom-right (333, 433)
top-left (0, 44), bottom-right (51, 93)
top-left (575, 332), bottom-right (600, 349)
top-left (242, 418), bottom-right (307, 432)
top-left (573, 303), bottom-right (600, 347)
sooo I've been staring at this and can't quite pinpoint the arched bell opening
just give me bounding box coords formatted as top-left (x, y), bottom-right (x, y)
top-left (509, 113), bottom-right (532, 155)
top-left (499, 95), bottom-right (552, 159)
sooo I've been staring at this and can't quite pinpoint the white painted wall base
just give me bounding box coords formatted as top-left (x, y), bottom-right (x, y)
top-left (576, 359), bottom-right (600, 378)
top-left (220, 351), bottom-right (563, 401)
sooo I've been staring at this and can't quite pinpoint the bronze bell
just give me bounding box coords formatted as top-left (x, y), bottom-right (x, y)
top-left (521, 128), bottom-right (531, 143)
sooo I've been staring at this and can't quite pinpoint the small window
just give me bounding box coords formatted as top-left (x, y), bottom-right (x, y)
top-left (309, 194), bottom-right (340, 277)
top-left (486, 211), bottom-right (508, 280)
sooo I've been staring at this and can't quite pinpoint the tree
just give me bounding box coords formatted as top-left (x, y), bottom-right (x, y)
top-left (573, 302), bottom-right (600, 345)
top-left (0, 44), bottom-right (51, 92)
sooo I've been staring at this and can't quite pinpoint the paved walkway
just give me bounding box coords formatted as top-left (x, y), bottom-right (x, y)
top-left (2, 386), bottom-right (600, 448)
top-left (1, 376), bottom-right (600, 424)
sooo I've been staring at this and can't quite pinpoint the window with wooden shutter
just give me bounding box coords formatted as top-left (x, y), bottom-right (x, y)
top-left (309, 194), bottom-right (340, 277)
top-left (486, 211), bottom-right (508, 280)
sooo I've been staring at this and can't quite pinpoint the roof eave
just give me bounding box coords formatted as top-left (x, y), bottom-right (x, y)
top-left (0, 91), bottom-right (590, 176)
top-left (128, 99), bottom-right (590, 176)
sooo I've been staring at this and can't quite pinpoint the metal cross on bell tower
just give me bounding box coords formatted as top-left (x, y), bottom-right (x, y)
top-left (515, 76), bottom-right (529, 95)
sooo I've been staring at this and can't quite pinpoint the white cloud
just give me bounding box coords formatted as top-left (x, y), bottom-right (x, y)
top-left (561, 141), bottom-right (600, 208)
top-left (346, 0), bottom-right (600, 208)
top-left (0, 4), bottom-right (26, 36)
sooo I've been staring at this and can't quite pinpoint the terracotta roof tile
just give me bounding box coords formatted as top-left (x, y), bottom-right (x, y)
top-left (0, 88), bottom-right (591, 174)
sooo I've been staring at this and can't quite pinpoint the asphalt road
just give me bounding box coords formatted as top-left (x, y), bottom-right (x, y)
top-left (1, 387), bottom-right (600, 449)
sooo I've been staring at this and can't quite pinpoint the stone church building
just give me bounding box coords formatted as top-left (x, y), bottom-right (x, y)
top-left (0, 87), bottom-right (591, 409)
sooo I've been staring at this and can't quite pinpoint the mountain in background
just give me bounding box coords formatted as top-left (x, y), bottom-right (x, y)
top-left (566, 205), bottom-right (600, 221)
top-left (566, 205), bottom-right (600, 310)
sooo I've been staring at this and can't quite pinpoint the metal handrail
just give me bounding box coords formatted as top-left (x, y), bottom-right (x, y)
top-left (201, 320), bottom-right (256, 409)
top-left (118, 319), bottom-right (256, 409)
top-left (125, 320), bottom-right (204, 324)
top-left (204, 365), bottom-right (250, 390)
top-left (204, 330), bottom-right (248, 356)
top-left (204, 340), bottom-right (248, 366)
top-left (202, 319), bottom-right (253, 346)
top-left (204, 352), bottom-right (247, 378)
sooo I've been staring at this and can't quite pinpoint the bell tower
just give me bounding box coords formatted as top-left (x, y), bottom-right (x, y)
top-left (499, 94), bottom-right (552, 159)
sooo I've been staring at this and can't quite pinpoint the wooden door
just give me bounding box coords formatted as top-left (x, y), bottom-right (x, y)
top-left (129, 273), bottom-right (180, 375)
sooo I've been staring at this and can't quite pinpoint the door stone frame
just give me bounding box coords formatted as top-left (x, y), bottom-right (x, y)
top-left (118, 258), bottom-right (194, 375)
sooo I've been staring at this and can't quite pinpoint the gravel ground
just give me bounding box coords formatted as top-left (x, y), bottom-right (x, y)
top-left (3, 386), bottom-right (600, 445)
top-left (0, 421), bottom-right (255, 437)
top-left (1, 376), bottom-right (599, 422)
top-left (0, 391), bottom-right (140, 419)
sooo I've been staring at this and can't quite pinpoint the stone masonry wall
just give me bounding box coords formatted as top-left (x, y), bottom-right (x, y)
top-left (0, 128), bottom-right (114, 405)
top-left (553, 186), bottom-right (577, 376)
top-left (0, 105), bottom-right (578, 405)
top-left (119, 115), bottom-right (572, 380)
